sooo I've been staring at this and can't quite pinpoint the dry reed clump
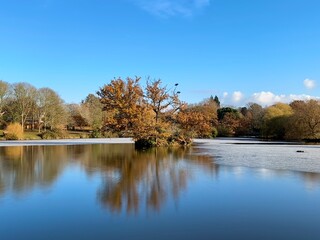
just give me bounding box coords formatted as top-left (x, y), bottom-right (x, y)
top-left (5, 123), bottom-right (24, 140)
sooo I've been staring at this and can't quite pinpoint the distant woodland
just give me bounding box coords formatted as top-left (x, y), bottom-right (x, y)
top-left (1, 78), bottom-right (320, 146)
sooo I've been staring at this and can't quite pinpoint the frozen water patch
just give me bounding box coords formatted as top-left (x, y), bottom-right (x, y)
top-left (193, 138), bottom-right (320, 173)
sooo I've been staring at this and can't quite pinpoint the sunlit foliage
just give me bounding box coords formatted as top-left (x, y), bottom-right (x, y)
top-left (1, 78), bottom-right (320, 143)
top-left (5, 122), bottom-right (24, 140)
top-left (97, 77), bottom-right (186, 147)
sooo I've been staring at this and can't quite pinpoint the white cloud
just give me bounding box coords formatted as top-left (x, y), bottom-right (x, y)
top-left (232, 91), bottom-right (244, 103)
top-left (251, 91), bottom-right (283, 105)
top-left (220, 91), bottom-right (245, 106)
top-left (304, 78), bottom-right (316, 90)
top-left (219, 91), bottom-right (320, 107)
top-left (223, 92), bottom-right (228, 98)
top-left (131, 0), bottom-right (210, 17)
top-left (220, 92), bottom-right (228, 105)
top-left (250, 91), bottom-right (319, 106)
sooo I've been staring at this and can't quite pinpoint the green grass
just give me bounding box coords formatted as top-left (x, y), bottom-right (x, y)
top-left (23, 131), bottom-right (86, 140)
top-left (23, 131), bottom-right (42, 140)
top-left (67, 131), bottom-right (88, 139)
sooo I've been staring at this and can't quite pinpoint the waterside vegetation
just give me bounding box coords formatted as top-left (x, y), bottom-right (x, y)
top-left (1, 78), bottom-right (320, 147)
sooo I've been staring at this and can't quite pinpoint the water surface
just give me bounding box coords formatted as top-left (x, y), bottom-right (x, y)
top-left (0, 140), bottom-right (320, 239)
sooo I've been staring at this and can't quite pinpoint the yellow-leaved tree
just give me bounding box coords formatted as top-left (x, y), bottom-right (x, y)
top-left (288, 100), bottom-right (320, 140)
top-left (262, 103), bottom-right (293, 139)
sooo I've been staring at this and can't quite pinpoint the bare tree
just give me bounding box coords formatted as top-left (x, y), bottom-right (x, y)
top-left (35, 88), bottom-right (67, 132)
top-left (81, 94), bottom-right (104, 130)
top-left (0, 80), bottom-right (9, 120)
top-left (145, 79), bottom-right (181, 123)
top-left (10, 83), bottom-right (37, 130)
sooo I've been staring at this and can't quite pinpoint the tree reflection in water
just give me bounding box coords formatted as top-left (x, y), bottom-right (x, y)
top-left (0, 144), bottom-right (319, 214)
top-left (0, 144), bottom-right (217, 213)
top-left (92, 147), bottom-right (218, 213)
top-left (0, 145), bottom-right (67, 195)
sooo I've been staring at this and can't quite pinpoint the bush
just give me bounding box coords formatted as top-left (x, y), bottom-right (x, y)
top-left (217, 126), bottom-right (233, 137)
top-left (79, 133), bottom-right (89, 138)
top-left (40, 129), bottom-right (68, 139)
top-left (5, 123), bottom-right (24, 140)
top-left (89, 129), bottom-right (103, 138)
top-left (212, 127), bottom-right (218, 138)
top-left (103, 131), bottom-right (119, 138)
top-left (167, 131), bottom-right (192, 147)
top-left (40, 131), bottom-right (58, 139)
top-left (135, 138), bottom-right (155, 149)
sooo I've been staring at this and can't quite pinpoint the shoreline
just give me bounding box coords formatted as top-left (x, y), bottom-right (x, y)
top-left (0, 138), bottom-right (134, 146)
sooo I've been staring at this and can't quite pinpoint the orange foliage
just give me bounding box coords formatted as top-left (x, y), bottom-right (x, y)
top-left (98, 77), bottom-right (186, 147)
top-left (97, 77), bottom-right (145, 136)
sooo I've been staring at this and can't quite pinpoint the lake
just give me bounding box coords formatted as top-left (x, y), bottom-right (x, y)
top-left (0, 139), bottom-right (320, 240)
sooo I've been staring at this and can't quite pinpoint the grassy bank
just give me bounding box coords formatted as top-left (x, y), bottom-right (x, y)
top-left (0, 130), bottom-right (91, 141)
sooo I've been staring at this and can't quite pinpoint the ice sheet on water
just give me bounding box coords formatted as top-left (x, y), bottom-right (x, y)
top-left (193, 138), bottom-right (320, 173)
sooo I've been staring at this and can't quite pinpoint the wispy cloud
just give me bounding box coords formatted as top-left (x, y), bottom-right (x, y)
top-left (131, 0), bottom-right (210, 17)
top-left (304, 78), bottom-right (316, 90)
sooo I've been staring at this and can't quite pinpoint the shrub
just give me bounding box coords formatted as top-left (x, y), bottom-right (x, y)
top-left (40, 131), bottom-right (58, 140)
top-left (5, 123), bottom-right (24, 140)
top-left (212, 127), bottom-right (218, 138)
top-left (40, 129), bottom-right (68, 139)
top-left (103, 131), bottom-right (119, 138)
top-left (79, 133), bottom-right (89, 138)
top-left (135, 138), bottom-right (155, 149)
top-left (217, 126), bottom-right (233, 137)
top-left (166, 131), bottom-right (192, 147)
top-left (89, 129), bottom-right (103, 138)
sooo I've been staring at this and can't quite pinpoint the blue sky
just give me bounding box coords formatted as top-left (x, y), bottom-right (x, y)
top-left (0, 0), bottom-right (319, 106)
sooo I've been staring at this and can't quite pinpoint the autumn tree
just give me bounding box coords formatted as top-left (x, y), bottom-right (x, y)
top-left (287, 100), bottom-right (320, 140)
top-left (177, 98), bottom-right (218, 138)
top-left (262, 103), bottom-right (293, 139)
top-left (217, 107), bottom-right (239, 121)
top-left (66, 103), bottom-right (88, 130)
top-left (220, 112), bottom-right (242, 136)
top-left (97, 77), bottom-right (145, 137)
top-left (144, 79), bottom-right (182, 146)
top-left (217, 107), bottom-right (241, 136)
top-left (247, 103), bottom-right (264, 135)
top-left (97, 77), bottom-right (185, 147)
top-left (236, 103), bottom-right (264, 136)
top-left (177, 105), bottom-right (212, 138)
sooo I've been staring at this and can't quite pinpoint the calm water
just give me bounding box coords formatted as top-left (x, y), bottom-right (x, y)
top-left (0, 139), bottom-right (320, 240)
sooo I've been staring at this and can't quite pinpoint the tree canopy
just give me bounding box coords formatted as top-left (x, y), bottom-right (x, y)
top-left (1, 78), bottom-right (320, 144)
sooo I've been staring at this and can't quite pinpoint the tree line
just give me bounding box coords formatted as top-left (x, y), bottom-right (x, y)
top-left (1, 78), bottom-right (320, 145)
